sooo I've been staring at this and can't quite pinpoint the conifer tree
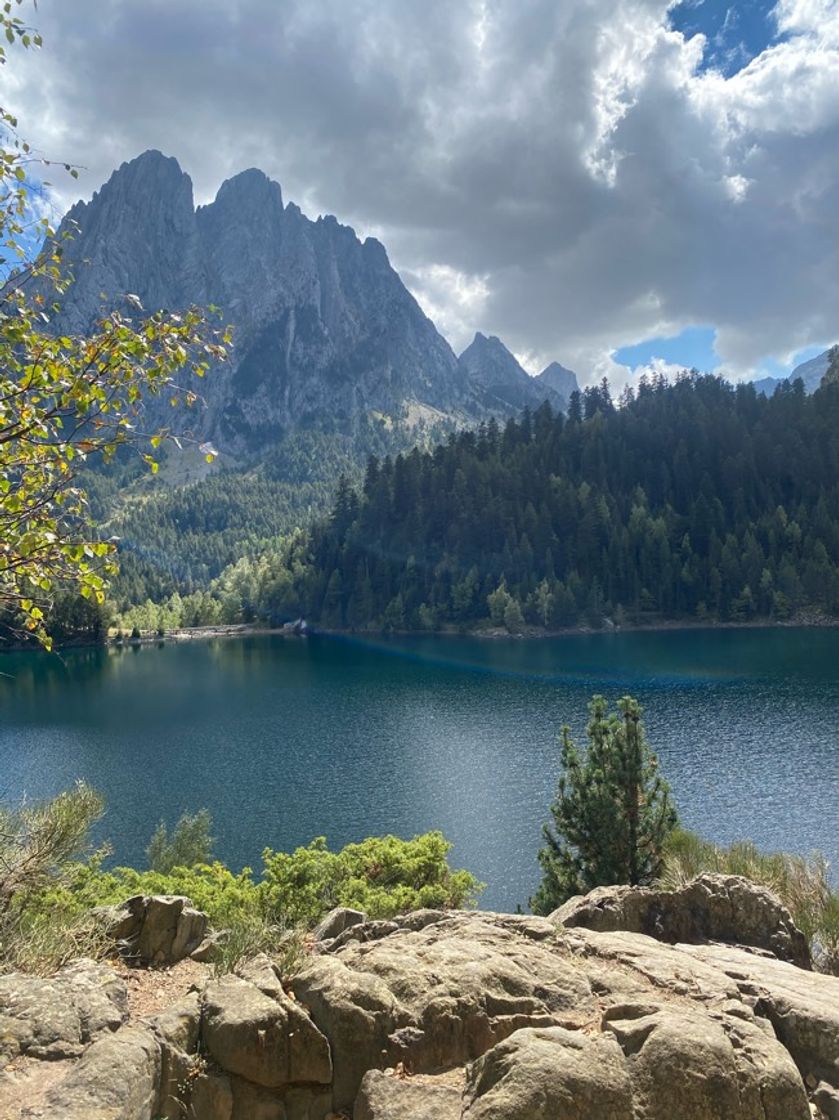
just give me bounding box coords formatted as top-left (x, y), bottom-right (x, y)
top-left (531, 695), bottom-right (678, 914)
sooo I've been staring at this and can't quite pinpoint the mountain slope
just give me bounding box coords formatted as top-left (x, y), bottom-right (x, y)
top-left (457, 332), bottom-right (563, 413)
top-left (48, 150), bottom-right (567, 459)
top-left (752, 348), bottom-right (833, 397)
top-left (536, 360), bottom-right (578, 406)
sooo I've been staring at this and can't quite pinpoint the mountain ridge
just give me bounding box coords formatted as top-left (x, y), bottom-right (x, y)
top-left (47, 150), bottom-right (576, 458)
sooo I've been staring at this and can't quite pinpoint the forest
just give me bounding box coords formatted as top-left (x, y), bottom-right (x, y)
top-left (105, 370), bottom-right (839, 636)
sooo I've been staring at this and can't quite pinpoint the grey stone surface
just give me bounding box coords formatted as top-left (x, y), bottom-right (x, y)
top-left (292, 911), bottom-right (594, 1111)
top-left (201, 973), bottom-right (332, 1090)
top-left (108, 894), bottom-right (208, 964)
top-left (45, 151), bottom-right (569, 463)
top-left (0, 959), bottom-right (126, 1061)
top-left (551, 873), bottom-right (812, 968)
top-left (313, 907), bottom-right (366, 943)
top-left (5, 907), bottom-right (838, 1120)
top-left (33, 1025), bottom-right (161, 1120)
top-left (354, 1069), bottom-right (462, 1120)
top-left (462, 1005), bottom-right (810, 1120)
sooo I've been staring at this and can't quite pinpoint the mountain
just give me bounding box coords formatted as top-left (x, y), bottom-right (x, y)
top-left (536, 361), bottom-right (578, 405)
top-left (752, 348), bottom-right (832, 397)
top-left (47, 150), bottom-right (563, 459)
top-left (457, 332), bottom-right (563, 413)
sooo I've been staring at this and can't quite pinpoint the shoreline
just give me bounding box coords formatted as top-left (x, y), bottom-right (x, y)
top-left (3, 612), bottom-right (837, 656)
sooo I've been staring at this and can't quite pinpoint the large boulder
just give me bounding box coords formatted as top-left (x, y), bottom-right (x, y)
top-left (463, 1026), bottom-right (634, 1119)
top-left (108, 895), bottom-right (208, 964)
top-left (462, 1002), bottom-right (810, 1120)
top-left (201, 973), bottom-right (332, 1089)
top-left (33, 1024), bottom-right (162, 1120)
top-left (0, 959), bottom-right (126, 1062)
top-left (684, 942), bottom-right (839, 1094)
top-left (291, 912), bottom-right (595, 1111)
top-left (551, 875), bottom-right (812, 968)
top-left (6, 908), bottom-right (839, 1120)
top-left (313, 907), bottom-right (366, 944)
top-left (354, 1069), bottom-right (462, 1119)
top-left (146, 992), bottom-right (202, 1120)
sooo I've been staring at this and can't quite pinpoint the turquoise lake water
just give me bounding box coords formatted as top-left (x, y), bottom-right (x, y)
top-left (1, 628), bottom-right (837, 909)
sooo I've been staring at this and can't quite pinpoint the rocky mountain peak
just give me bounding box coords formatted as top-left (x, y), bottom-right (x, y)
top-left (209, 166), bottom-right (283, 213)
top-left (537, 360), bottom-right (578, 402)
top-left (46, 151), bottom-right (569, 458)
top-left (459, 332), bottom-right (563, 414)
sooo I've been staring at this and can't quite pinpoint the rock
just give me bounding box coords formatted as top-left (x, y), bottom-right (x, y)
top-left (0, 959), bottom-right (126, 1061)
top-left (236, 953), bottom-right (287, 1001)
top-left (463, 1026), bottom-right (634, 1119)
top-left (683, 943), bottom-right (839, 1097)
top-left (191, 932), bottom-right (223, 963)
top-left (552, 874), bottom-right (812, 968)
top-left (537, 361), bottom-right (579, 405)
top-left (108, 894), bottom-right (209, 964)
top-left (813, 1081), bottom-right (839, 1120)
top-left (201, 973), bottom-right (332, 1090)
top-left (354, 1069), bottom-right (462, 1119)
top-left (313, 907), bottom-right (366, 943)
top-left (226, 1076), bottom-right (332, 1120)
top-left (458, 332), bottom-right (563, 415)
top-left (462, 1002), bottom-right (810, 1120)
top-left (292, 911), bottom-right (595, 1111)
top-left (291, 953), bottom-right (410, 1112)
top-left (9, 908), bottom-right (839, 1120)
top-left (603, 1001), bottom-right (809, 1119)
top-left (561, 926), bottom-right (743, 1004)
top-left (36, 1025), bottom-right (161, 1120)
top-left (148, 993), bottom-right (201, 1120)
top-left (191, 1072), bottom-right (234, 1120)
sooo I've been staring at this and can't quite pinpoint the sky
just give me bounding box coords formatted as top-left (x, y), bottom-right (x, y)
top-left (4, 0), bottom-right (838, 386)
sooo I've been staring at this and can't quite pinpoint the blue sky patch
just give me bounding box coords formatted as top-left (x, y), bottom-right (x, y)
top-left (669, 0), bottom-right (779, 76)
top-left (614, 326), bottom-right (828, 382)
top-left (614, 325), bottom-right (720, 371)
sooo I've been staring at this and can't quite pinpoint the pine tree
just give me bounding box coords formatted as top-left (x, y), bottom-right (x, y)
top-left (531, 695), bottom-right (678, 914)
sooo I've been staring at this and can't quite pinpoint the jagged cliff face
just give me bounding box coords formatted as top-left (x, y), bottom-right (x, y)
top-left (457, 332), bottom-right (566, 414)
top-left (49, 151), bottom-right (569, 457)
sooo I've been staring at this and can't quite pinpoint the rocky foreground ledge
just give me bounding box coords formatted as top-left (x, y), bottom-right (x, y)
top-left (1, 875), bottom-right (838, 1119)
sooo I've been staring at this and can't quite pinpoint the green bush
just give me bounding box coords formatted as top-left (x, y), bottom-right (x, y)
top-left (146, 809), bottom-right (213, 873)
top-left (0, 786), bottom-right (482, 976)
top-left (261, 832), bottom-right (482, 927)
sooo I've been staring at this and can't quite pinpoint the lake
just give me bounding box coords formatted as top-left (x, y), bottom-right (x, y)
top-left (1, 628), bottom-right (837, 910)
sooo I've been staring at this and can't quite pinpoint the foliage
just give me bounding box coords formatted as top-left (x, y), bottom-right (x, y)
top-left (0, 781), bottom-right (481, 974)
top-left (531, 695), bottom-right (678, 913)
top-left (0, 781), bottom-right (105, 911)
top-left (261, 831), bottom-right (483, 927)
top-left (98, 418), bottom-right (454, 615)
top-left (146, 808), bottom-right (213, 873)
top-left (0, 6), bottom-right (230, 646)
top-left (660, 829), bottom-right (839, 974)
top-left (110, 372), bottom-right (839, 637)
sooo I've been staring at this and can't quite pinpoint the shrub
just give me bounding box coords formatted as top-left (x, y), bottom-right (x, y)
top-left (0, 784), bottom-right (482, 977)
top-left (0, 782), bottom-right (105, 911)
top-left (146, 809), bottom-right (213, 873)
top-left (261, 831), bottom-right (483, 927)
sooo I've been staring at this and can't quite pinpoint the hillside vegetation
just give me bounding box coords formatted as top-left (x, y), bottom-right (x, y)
top-left (111, 372), bottom-right (839, 635)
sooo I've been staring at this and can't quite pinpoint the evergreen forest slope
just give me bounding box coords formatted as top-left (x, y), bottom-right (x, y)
top-left (232, 374), bottom-right (839, 632)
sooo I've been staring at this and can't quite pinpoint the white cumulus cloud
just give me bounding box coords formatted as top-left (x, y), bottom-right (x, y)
top-left (3, 0), bottom-right (838, 381)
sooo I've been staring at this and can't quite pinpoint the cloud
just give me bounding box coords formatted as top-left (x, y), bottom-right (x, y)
top-left (4, 0), bottom-right (838, 381)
